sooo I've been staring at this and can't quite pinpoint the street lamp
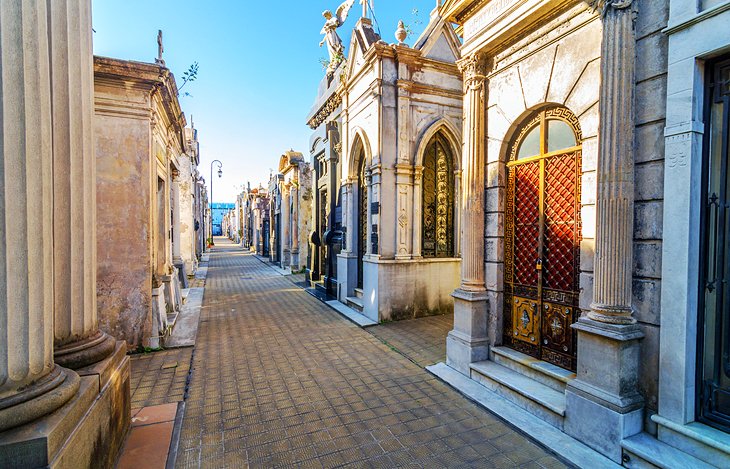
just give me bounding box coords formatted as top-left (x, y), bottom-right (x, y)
top-left (210, 159), bottom-right (222, 239)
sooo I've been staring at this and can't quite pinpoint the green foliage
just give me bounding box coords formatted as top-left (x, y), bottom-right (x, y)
top-left (178, 61), bottom-right (199, 97)
top-left (403, 8), bottom-right (423, 39)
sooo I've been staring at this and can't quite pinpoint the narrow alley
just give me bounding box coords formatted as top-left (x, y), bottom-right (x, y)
top-left (172, 239), bottom-right (566, 468)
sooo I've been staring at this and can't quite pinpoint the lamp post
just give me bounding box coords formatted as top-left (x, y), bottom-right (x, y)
top-left (210, 159), bottom-right (222, 240)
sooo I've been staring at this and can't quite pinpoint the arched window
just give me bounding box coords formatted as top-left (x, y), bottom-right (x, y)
top-left (503, 106), bottom-right (582, 371)
top-left (422, 133), bottom-right (454, 258)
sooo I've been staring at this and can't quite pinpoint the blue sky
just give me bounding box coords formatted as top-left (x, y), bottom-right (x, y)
top-left (92, 1), bottom-right (438, 203)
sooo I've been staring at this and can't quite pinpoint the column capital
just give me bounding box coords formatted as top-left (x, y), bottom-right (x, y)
top-left (457, 52), bottom-right (489, 89)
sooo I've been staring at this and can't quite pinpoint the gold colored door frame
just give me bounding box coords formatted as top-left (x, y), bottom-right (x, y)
top-left (504, 107), bottom-right (582, 371)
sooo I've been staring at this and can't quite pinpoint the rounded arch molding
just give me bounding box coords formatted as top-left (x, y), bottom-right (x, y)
top-left (498, 103), bottom-right (583, 164)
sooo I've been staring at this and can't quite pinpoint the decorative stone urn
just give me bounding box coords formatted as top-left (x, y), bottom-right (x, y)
top-left (395, 20), bottom-right (407, 45)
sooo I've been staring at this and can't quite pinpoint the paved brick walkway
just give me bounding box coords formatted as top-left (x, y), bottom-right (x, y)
top-left (368, 314), bottom-right (453, 368)
top-left (176, 239), bottom-right (567, 468)
top-left (130, 347), bottom-right (192, 411)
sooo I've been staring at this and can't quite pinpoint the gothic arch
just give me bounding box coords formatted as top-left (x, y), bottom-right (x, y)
top-left (348, 127), bottom-right (372, 179)
top-left (415, 118), bottom-right (461, 170)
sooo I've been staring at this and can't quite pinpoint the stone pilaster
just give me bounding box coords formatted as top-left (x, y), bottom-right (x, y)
top-left (564, 2), bottom-right (644, 462)
top-left (0, 0), bottom-right (80, 432)
top-left (49, 0), bottom-right (115, 369)
top-left (395, 164), bottom-right (413, 259)
top-left (412, 166), bottom-right (424, 258)
top-left (446, 52), bottom-right (489, 375)
top-left (291, 180), bottom-right (300, 260)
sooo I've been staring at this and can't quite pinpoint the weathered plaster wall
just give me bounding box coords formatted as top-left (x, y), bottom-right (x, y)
top-left (178, 155), bottom-right (197, 274)
top-left (95, 105), bottom-right (152, 348)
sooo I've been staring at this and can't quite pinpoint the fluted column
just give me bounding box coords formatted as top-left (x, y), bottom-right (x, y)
top-left (589, 0), bottom-right (636, 325)
top-left (0, 0), bottom-right (80, 432)
top-left (50, 0), bottom-right (115, 369)
top-left (458, 53), bottom-right (488, 292)
top-left (446, 52), bottom-right (490, 375)
top-left (564, 3), bottom-right (644, 462)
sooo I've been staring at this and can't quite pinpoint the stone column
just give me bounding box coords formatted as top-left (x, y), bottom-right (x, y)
top-left (50, 0), bottom-right (115, 370)
top-left (412, 166), bottom-right (424, 258)
top-left (564, 1), bottom-right (644, 463)
top-left (291, 177), bottom-right (300, 268)
top-left (171, 170), bottom-right (182, 264)
top-left (0, 0), bottom-right (81, 432)
top-left (446, 53), bottom-right (489, 375)
top-left (282, 184), bottom-right (291, 267)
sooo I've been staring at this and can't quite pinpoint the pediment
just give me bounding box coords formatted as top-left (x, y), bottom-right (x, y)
top-left (346, 19), bottom-right (381, 79)
top-left (414, 12), bottom-right (461, 64)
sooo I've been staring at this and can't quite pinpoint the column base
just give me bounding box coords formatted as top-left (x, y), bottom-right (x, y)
top-left (446, 289), bottom-right (489, 375)
top-left (0, 365), bottom-right (80, 433)
top-left (564, 317), bottom-right (644, 462)
top-left (446, 332), bottom-right (489, 376)
top-left (54, 330), bottom-right (116, 370)
top-left (0, 340), bottom-right (130, 468)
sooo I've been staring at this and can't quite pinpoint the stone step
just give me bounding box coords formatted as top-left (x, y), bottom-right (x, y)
top-left (354, 288), bottom-right (363, 299)
top-left (621, 432), bottom-right (716, 469)
top-left (490, 346), bottom-right (575, 393)
top-left (470, 360), bottom-right (566, 429)
top-left (345, 296), bottom-right (363, 312)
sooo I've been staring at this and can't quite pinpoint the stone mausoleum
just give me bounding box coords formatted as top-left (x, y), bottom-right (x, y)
top-left (94, 55), bottom-right (189, 350)
top-left (428, 0), bottom-right (730, 466)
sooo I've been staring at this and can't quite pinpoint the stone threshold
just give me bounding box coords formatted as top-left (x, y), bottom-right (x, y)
top-left (426, 362), bottom-right (621, 469)
top-left (165, 254), bottom-right (209, 348)
top-left (323, 299), bottom-right (378, 327)
top-left (118, 402), bottom-right (184, 469)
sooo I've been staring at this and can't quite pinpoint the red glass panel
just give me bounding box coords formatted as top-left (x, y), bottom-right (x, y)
top-left (513, 162), bottom-right (540, 286)
top-left (544, 153), bottom-right (578, 291)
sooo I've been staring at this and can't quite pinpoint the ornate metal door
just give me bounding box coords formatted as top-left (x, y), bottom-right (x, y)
top-left (504, 108), bottom-right (582, 371)
top-left (357, 155), bottom-right (367, 289)
top-left (698, 57), bottom-right (730, 431)
top-left (422, 134), bottom-right (455, 258)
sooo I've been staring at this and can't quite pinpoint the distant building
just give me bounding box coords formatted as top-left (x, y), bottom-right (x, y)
top-left (211, 202), bottom-right (235, 236)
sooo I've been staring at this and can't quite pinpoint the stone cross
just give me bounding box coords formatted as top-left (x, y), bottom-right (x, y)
top-left (156, 29), bottom-right (165, 65)
top-left (360, 0), bottom-right (368, 18)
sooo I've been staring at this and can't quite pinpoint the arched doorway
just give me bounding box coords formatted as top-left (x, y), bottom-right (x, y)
top-left (503, 106), bottom-right (582, 371)
top-left (422, 132), bottom-right (455, 258)
top-left (357, 151), bottom-right (367, 289)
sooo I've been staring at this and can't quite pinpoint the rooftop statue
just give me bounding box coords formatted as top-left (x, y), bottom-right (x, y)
top-left (319, 0), bottom-right (355, 76)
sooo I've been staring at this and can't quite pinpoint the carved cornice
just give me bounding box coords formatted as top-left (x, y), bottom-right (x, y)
top-left (457, 52), bottom-right (489, 89)
top-left (307, 92), bottom-right (342, 129)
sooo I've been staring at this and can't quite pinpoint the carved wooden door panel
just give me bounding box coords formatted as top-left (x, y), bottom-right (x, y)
top-left (504, 108), bottom-right (582, 371)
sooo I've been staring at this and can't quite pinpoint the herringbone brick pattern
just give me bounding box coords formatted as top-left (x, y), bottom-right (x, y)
top-left (175, 239), bottom-right (567, 468)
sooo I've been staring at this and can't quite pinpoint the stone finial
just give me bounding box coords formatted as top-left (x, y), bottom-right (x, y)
top-left (395, 20), bottom-right (407, 45)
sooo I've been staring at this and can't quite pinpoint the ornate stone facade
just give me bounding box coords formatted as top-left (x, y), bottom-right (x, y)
top-left (322, 11), bottom-right (465, 322)
top-left (434, 0), bottom-right (693, 465)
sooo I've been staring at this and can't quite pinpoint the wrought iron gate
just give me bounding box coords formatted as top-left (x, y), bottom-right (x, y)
top-left (698, 57), bottom-right (730, 431)
top-left (503, 107), bottom-right (582, 371)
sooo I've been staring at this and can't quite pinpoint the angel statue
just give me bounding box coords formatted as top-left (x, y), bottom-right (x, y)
top-left (319, 0), bottom-right (355, 76)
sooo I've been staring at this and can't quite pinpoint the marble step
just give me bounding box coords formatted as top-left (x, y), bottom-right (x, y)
top-left (490, 346), bottom-right (575, 393)
top-left (345, 295), bottom-right (364, 312)
top-left (470, 360), bottom-right (566, 429)
top-left (621, 432), bottom-right (716, 469)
